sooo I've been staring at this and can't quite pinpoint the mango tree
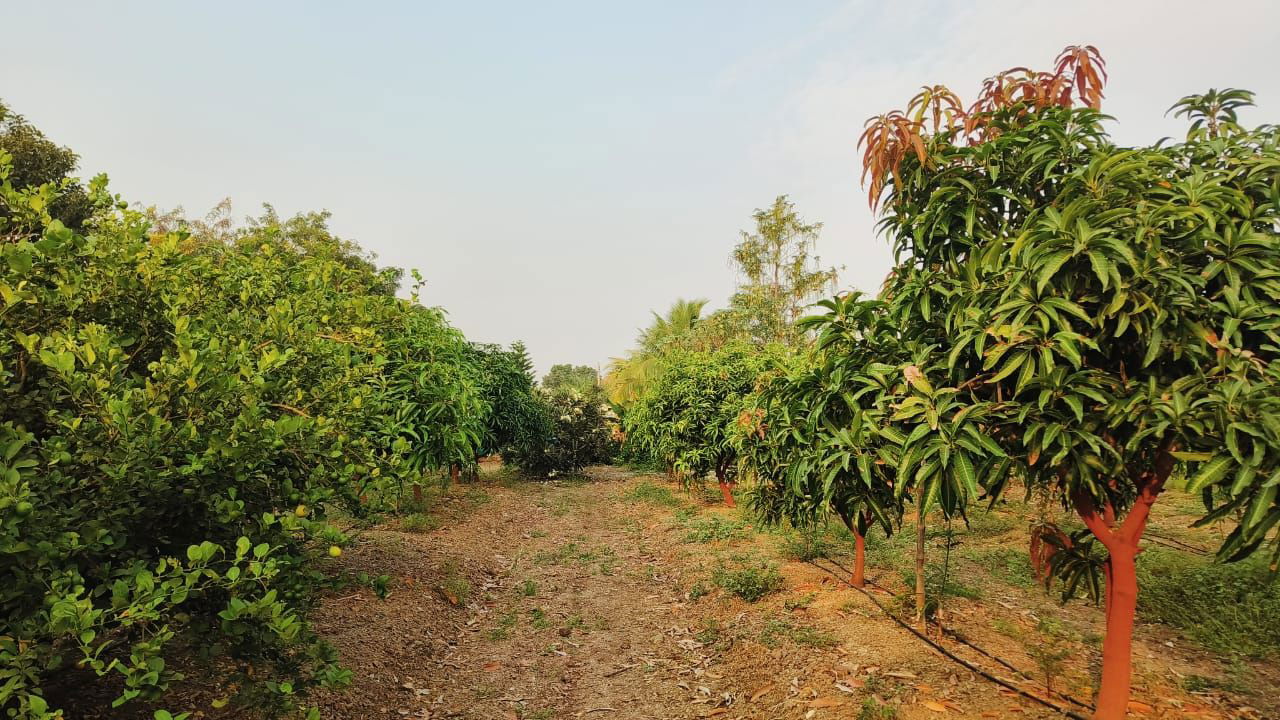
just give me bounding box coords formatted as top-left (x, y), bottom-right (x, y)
top-left (625, 343), bottom-right (778, 506)
top-left (381, 273), bottom-right (488, 497)
top-left (739, 294), bottom-right (903, 588)
top-left (468, 341), bottom-right (550, 475)
top-left (860, 45), bottom-right (1280, 719)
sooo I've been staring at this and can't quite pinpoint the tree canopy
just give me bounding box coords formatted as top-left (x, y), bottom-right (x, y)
top-left (541, 363), bottom-right (600, 397)
top-left (625, 342), bottom-right (781, 505)
top-left (853, 45), bottom-right (1280, 719)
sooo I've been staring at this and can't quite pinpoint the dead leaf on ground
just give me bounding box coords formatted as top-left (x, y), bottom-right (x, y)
top-left (749, 683), bottom-right (775, 702)
top-left (1128, 700), bottom-right (1154, 714)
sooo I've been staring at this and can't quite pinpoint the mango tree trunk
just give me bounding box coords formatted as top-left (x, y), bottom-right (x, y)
top-left (714, 466), bottom-right (735, 508)
top-left (1071, 451), bottom-right (1172, 720)
top-left (1093, 542), bottom-right (1140, 719)
top-left (914, 485), bottom-right (926, 632)
top-left (852, 527), bottom-right (866, 589)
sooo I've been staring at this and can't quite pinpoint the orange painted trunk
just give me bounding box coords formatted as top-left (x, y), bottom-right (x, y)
top-left (1094, 543), bottom-right (1139, 720)
top-left (714, 467), bottom-right (735, 508)
top-left (851, 529), bottom-right (866, 589)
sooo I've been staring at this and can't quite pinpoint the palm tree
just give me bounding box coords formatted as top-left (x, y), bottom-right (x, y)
top-left (637, 298), bottom-right (707, 353)
top-left (605, 298), bottom-right (708, 407)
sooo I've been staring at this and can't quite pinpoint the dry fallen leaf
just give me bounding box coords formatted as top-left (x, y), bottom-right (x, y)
top-left (1127, 700), bottom-right (1154, 714)
top-left (749, 683), bottom-right (775, 702)
top-left (805, 697), bottom-right (845, 709)
top-left (481, 661), bottom-right (501, 672)
top-left (922, 700), bottom-right (948, 713)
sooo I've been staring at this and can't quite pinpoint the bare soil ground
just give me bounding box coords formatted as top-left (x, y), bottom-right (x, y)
top-left (299, 465), bottom-right (1276, 720)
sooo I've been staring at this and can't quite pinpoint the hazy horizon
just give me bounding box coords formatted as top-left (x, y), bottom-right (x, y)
top-left (6, 0), bottom-right (1278, 375)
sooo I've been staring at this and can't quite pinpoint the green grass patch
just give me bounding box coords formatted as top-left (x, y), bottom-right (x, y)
top-left (965, 546), bottom-right (1035, 588)
top-left (694, 618), bottom-right (723, 646)
top-left (991, 617), bottom-right (1023, 639)
top-left (1181, 659), bottom-right (1254, 694)
top-left (486, 611), bottom-right (517, 640)
top-left (1138, 550), bottom-right (1280, 658)
top-left (963, 509), bottom-right (1019, 537)
top-left (687, 580), bottom-right (710, 600)
top-left (682, 515), bottom-right (745, 543)
top-left (858, 697), bottom-right (898, 719)
top-left (778, 526), bottom-right (846, 561)
top-left (400, 512), bottom-right (439, 533)
top-left (439, 560), bottom-right (471, 605)
top-left (533, 541), bottom-right (614, 567)
top-left (712, 556), bottom-right (784, 602)
top-left (529, 608), bottom-right (551, 630)
top-left (760, 618), bottom-right (839, 648)
top-left (901, 562), bottom-right (982, 600)
top-left (898, 562), bottom-right (982, 619)
top-left (625, 481), bottom-right (683, 507)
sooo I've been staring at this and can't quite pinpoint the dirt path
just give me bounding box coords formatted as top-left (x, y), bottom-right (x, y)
top-left (313, 467), bottom-right (708, 719)
top-left (308, 467), bottom-right (1267, 720)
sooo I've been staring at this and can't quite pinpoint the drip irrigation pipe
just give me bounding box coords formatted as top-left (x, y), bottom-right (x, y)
top-left (1142, 532), bottom-right (1210, 556)
top-left (804, 558), bottom-right (1091, 720)
top-left (822, 558), bottom-right (1023, 673)
top-left (817, 556), bottom-right (1094, 711)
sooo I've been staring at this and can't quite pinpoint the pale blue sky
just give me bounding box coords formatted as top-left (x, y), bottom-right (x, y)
top-left (6, 1), bottom-right (1278, 374)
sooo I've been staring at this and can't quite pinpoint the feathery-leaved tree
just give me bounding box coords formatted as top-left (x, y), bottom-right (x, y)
top-left (729, 196), bottom-right (838, 345)
top-left (860, 44), bottom-right (1280, 719)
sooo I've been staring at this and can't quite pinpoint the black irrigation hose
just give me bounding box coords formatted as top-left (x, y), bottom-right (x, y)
top-left (1143, 532), bottom-right (1210, 556)
top-left (819, 557), bottom-right (1095, 712)
top-left (822, 559), bottom-right (1023, 673)
top-left (805, 558), bottom-right (1092, 720)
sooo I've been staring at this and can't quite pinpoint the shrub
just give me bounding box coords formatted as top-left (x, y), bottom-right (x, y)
top-left (469, 341), bottom-right (548, 466)
top-left (0, 141), bottom-right (495, 716)
top-left (505, 390), bottom-right (617, 475)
